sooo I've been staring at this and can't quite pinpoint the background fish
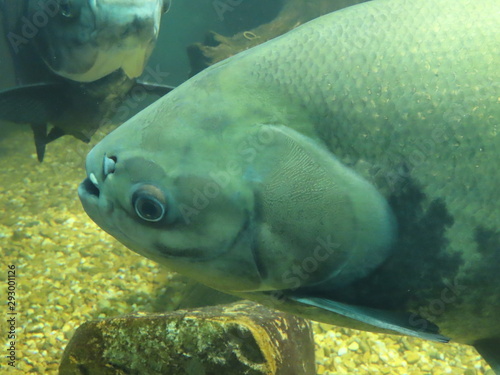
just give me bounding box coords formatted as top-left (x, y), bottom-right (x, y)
top-left (2, 0), bottom-right (170, 82)
top-left (0, 0), bottom-right (172, 161)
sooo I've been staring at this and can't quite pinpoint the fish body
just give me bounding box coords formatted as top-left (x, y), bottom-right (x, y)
top-left (78, 0), bottom-right (500, 370)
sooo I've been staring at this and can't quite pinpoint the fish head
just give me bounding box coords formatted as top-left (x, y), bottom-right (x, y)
top-left (79, 75), bottom-right (395, 294)
top-left (78, 95), bottom-right (266, 292)
top-left (29, 0), bottom-right (168, 82)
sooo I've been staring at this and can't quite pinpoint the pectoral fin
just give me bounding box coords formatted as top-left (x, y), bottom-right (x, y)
top-left (247, 124), bottom-right (395, 289)
top-left (474, 338), bottom-right (500, 374)
top-left (289, 296), bottom-right (450, 343)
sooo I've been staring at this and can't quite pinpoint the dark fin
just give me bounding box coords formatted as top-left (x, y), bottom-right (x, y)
top-left (289, 296), bottom-right (450, 343)
top-left (474, 338), bottom-right (500, 374)
top-left (0, 83), bottom-right (67, 162)
top-left (0, 83), bottom-right (66, 125)
top-left (46, 127), bottom-right (66, 143)
top-left (133, 80), bottom-right (175, 97)
top-left (30, 123), bottom-right (47, 162)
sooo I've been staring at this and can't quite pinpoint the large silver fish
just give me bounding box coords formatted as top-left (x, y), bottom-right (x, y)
top-left (78, 0), bottom-right (500, 371)
top-left (0, 0), bottom-right (172, 161)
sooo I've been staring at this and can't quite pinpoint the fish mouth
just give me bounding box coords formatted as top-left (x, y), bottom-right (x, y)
top-left (79, 153), bottom-right (115, 202)
top-left (79, 176), bottom-right (100, 199)
top-left (78, 170), bottom-right (110, 230)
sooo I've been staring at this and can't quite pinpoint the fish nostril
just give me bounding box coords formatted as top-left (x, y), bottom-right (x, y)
top-left (103, 155), bottom-right (117, 178)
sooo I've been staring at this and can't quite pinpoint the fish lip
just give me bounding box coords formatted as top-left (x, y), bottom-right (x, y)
top-left (78, 177), bottom-right (117, 234)
top-left (78, 178), bottom-right (102, 218)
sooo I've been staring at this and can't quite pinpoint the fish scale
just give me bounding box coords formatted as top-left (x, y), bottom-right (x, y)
top-left (235, 0), bottom-right (500, 254)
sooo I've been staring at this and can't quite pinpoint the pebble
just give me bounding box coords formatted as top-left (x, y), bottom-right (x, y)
top-left (348, 341), bottom-right (360, 351)
top-left (314, 323), bottom-right (493, 374)
top-left (338, 346), bottom-right (348, 356)
top-left (406, 351), bottom-right (421, 364)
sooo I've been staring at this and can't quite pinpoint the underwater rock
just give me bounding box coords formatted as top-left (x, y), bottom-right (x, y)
top-left (188, 0), bottom-right (367, 74)
top-left (58, 301), bottom-right (315, 375)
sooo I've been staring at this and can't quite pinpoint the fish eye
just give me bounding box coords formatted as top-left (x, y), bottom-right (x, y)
top-left (59, 0), bottom-right (78, 18)
top-left (132, 185), bottom-right (167, 222)
top-left (135, 196), bottom-right (165, 222)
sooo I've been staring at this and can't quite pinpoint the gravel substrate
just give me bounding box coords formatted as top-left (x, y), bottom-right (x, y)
top-left (0, 124), bottom-right (493, 374)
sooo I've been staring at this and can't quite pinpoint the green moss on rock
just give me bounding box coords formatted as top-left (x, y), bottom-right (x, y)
top-left (59, 301), bottom-right (315, 375)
